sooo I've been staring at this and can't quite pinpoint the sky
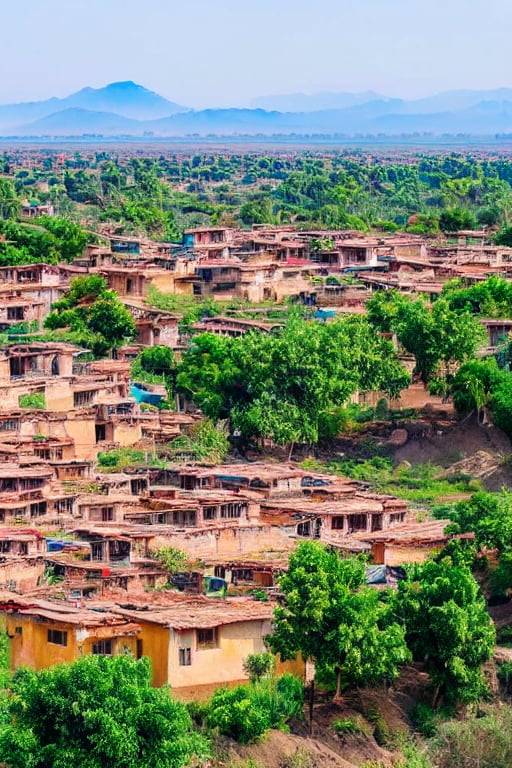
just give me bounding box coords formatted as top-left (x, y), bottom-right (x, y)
top-left (0, 0), bottom-right (509, 107)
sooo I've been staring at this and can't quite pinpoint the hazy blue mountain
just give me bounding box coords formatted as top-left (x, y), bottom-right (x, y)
top-left (61, 81), bottom-right (187, 119)
top-left (0, 81), bottom-right (187, 130)
top-left (401, 89), bottom-right (512, 114)
top-left (15, 108), bottom-right (143, 136)
top-left (4, 84), bottom-right (512, 137)
top-left (251, 90), bottom-right (387, 112)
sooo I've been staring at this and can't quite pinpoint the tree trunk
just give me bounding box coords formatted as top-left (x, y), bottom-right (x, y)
top-left (308, 680), bottom-right (315, 736)
top-left (333, 667), bottom-right (342, 701)
top-left (287, 441), bottom-right (295, 462)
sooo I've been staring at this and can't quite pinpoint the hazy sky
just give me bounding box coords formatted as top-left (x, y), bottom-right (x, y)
top-left (1, 0), bottom-right (509, 107)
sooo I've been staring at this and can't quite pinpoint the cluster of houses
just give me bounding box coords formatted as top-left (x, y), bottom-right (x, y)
top-left (0, 220), bottom-right (498, 694)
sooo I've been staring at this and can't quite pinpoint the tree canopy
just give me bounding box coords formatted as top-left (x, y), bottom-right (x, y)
top-left (367, 292), bottom-right (485, 382)
top-left (177, 315), bottom-right (410, 446)
top-left (0, 654), bottom-right (209, 768)
top-left (393, 558), bottom-right (495, 707)
top-left (45, 276), bottom-right (135, 355)
top-left (266, 542), bottom-right (410, 698)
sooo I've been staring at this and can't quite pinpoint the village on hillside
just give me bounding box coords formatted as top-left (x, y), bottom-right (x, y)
top-left (0, 200), bottom-right (506, 695)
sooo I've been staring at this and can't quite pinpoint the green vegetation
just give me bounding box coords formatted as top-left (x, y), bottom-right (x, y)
top-left (177, 314), bottom-right (409, 449)
top-left (367, 291), bottom-right (485, 384)
top-left (45, 275), bottom-right (135, 355)
top-left (167, 419), bottom-right (230, 464)
top-left (429, 706), bottom-right (512, 768)
top-left (18, 393), bottom-right (45, 409)
top-left (0, 217), bottom-right (87, 266)
top-left (393, 558), bottom-right (495, 707)
top-left (267, 542), bottom-right (411, 699)
top-left (152, 547), bottom-right (189, 574)
top-left (205, 674), bottom-right (304, 744)
top-left (97, 447), bottom-right (159, 471)
top-left (0, 655), bottom-right (208, 768)
top-left (242, 652), bottom-right (275, 683)
top-left (328, 456), bottom-right (480, 506)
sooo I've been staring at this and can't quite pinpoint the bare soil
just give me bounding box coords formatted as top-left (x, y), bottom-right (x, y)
top-left (212, 665), bottom-right (434, 768)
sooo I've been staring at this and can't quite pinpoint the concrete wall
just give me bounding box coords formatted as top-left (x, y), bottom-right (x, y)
top-left (168, 618), bottom-right (270, 689)
top-left (148, 525), bottom-right (291, 560)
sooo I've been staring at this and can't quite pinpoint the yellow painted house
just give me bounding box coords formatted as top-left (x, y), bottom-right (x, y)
top-left (0, 593), bottom-right (304, 696)
top-left (109, 594), bottom-right (304, 695)
top-left (1, 595), bottom-right (140, 669)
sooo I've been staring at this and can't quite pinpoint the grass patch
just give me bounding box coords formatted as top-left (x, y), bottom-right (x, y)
top-left (323, 457), bottom-right (481, 509)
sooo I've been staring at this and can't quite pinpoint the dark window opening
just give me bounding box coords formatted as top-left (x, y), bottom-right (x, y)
top-left (92, 639), bottom-right (112, 655)
top-left (48, 629), bottom-right (67, 646)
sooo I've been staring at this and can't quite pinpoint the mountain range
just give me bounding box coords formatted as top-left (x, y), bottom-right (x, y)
top-left (3, 81), bottom-right (512, 137)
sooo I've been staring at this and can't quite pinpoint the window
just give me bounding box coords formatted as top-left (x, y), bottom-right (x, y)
top-left (197, 628), bottom-right (218, 649)
top-left (331, 517), bottom-right (345, 530)
top-left (220, 503), bottom-right (242, 519)
top-left (48, 629), bottom-right (67, 646)
top-left (92, 639), bottom-right (112, 655)
top-left (203, 506), bottom-right (217, 521)
top-left (101, 507), bottom-right (114, 522)
top-left (73, 390), bottom-right (95, 407)
top-left (179, 647), bottom-right (191, 666)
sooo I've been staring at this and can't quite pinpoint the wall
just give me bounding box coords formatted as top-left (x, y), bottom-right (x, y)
top-left (0, 558), bottom-right (45, 592)
top-left (382, 543), bottom-right (442, 566)
top-left (148, 525), bottom-right (291, 560)
top-left (168, 618), bottom-right (270, 689)
top-left (7, 615), bottom-right (77, 669)
top-left (64, 417), bottom-right (97, 461)
top-left (132, 621), bottom-right (170, 687)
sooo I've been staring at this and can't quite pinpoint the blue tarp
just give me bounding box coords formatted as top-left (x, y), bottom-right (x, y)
top-left (130, 383), bottom-right (164, 406)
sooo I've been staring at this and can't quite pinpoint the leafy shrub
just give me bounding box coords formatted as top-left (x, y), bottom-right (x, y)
top-left (410, 703), bottom-right (440, 737)
top-left (206, 685), bottom-right (270, 743)
top-left (429, 706), bottom-right (512, 768)
top-left (97, 447), bottom-right (148, 471)
top-left (206, 675), bottom-right (303, 744)
top-left (18, 393), bottom-right (45, 409)
top-left (243, 653), bottom-right (275, 682)
top-left (332, 717), bottom-right (366, 736)
top-left (167, 419), bottom-right (229, 464)
top-left (366, 710), bottom-right (390, 746)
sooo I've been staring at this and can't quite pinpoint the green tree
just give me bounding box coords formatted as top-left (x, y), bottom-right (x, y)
top-left (177, 315), bottom-right (409, 448)
top-left (392, 296), bottom-right (484, 382)
top-left (0, 178), bottom-right (19, 219)
top-left (393, 559), bottom-right (495, 707)
top-left (450, 358), bottom-right (505, 418)
top-left (0, 654), bottom-right (209, 768)
top-left (440, 491), bottom-right (512, 553)
top-left (490, 374), bottom-right (512, 437)
top-left (267, 543), bottom-right (410, 699)
top-left (439, 207), bottom-right (477, 232)
top-left (87, 293), bottom-right (136, 347)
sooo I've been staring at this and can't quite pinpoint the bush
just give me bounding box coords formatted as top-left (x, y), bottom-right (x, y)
top-left (206, 685), bottom-right (270, 743)
top-left (206, 675), bottom-right (303, 744)
top-left (429, 706), bottom-right (512, 768)
top-left (18, 393), bottom-right (45, 409)
top-left (243, 652), bottom-right (275, 682)
top-left (332, 717), bottom-right (366, 736)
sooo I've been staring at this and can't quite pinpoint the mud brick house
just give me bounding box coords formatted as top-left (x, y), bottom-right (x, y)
top-left (0, 464), bottom-right (76, 524)
top-left (166, 463), bottom-right (315, 497)
top-left (189, 316), bottom-right (282, 338)
top-left (0, 595), bottom-right (140, 670)
top-left (181, 260), bottom-right (319, 304)
top-left (0, 263), bottom-right (66, 314)
top-left (107, 593), bottom-right (304, 692)
top-left (356, 520), bottom-right (474, 566)
top-left (259, 492), bottom-right (409, 543)
top-left (122, 299), bottom-right (180, 348)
